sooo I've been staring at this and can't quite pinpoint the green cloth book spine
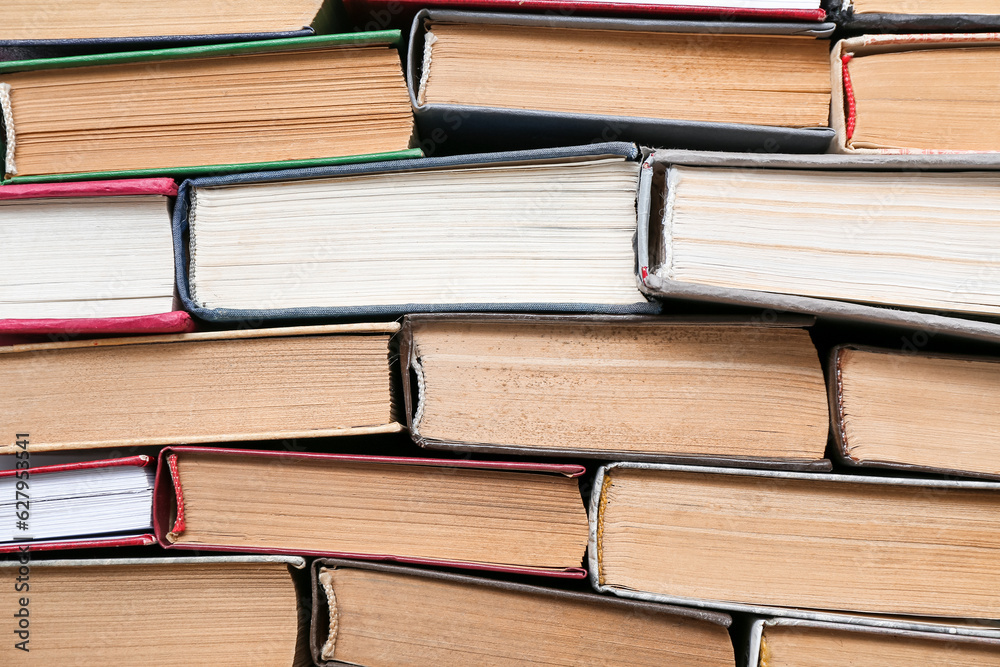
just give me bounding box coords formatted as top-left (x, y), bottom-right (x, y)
top-left (1, 150), bottom-right (423, 185)
top-left (0, 31), bottom-right (401, 74)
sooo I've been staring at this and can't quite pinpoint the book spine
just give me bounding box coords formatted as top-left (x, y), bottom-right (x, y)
top-left (0, 535), bottom-right (156, 554)
top-left (350, 0), bottom-right (828, 22)
top-left (0, 178), bottom-right (178, 200)
top-left (0, 455), bottom-right (151, 479)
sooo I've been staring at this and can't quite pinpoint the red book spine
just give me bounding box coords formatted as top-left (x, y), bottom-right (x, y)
top-left (0, 454), bottom-right (151, 478)
top-left (0, 178), bottom-right (177, 200)
top-left (0, 535), bottom-right (156, 554)
top-left (0, 312), bottom-right (195, 336)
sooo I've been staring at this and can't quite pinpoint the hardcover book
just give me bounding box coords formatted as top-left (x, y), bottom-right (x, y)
top-left (0, 324), bottom-right (402, 453)
top-left (173, 143), bottom-right (657, 321)
top-left (747, 617), bottom-right (1000, 667)
top-left (0, 456), bottom-right (155, 553)
top-left (310, 559), bottom-right (735, 667)
top-left (400, 313), bottom-right (830, 468)
top-left (590, 463), bottom-right (1000, 620)
top-left (637, 149), bottom-right (1000, 343)
top-left (0, 178), bottom-right (193, 334)
top-left (153, 446), bottom-right (590, 578)
top-left (407, 11), bottom-right (835, 154)
top-left (0, 33), bottom-right (420, 184)
top-left (832, 33), bottom-right (1000, 153)
top-left (0, 555), bottom-right (310, 666)
top-left (830, 345), bottom-right (1000, 480)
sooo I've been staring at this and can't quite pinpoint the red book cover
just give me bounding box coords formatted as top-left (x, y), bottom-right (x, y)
top-left (0, 534), bottom-right (156, 554)
top-left (0, 178), bottom-right (178, 200)
top-left (154, 446), bottom-right (590, 578)
top-left (0, 311), bottom-right (195, 336)
top-left (0, 455), bottom-right (156, 554)
top-left (0, 179), bottom-right (192, 335)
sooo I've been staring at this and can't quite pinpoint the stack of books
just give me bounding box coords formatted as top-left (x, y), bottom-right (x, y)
top-left (3, 0), bottom-right (1000, 665)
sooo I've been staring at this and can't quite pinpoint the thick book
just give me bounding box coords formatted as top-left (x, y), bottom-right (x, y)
top-left (400, 313), bottom-right (830, 469)
top-left (590, 463), bottom-right (1000, 620)
top-left (830, 0), bottom-right (1000, 33)
top-left (173, 143), bottom-right (657, 321)
top-left (153, 446), bottom-right (590, 578)
top-left (832, 33), bottom-right (1000, 153)
top-left (310, 558), bottom-right (735, 666)
top-left (747, 617), bottom-right (1000, 666)
top-left (0, 324), bottom-right (402, 454)
top-left (0, 178), bottom-right (194, 334)
top-left (637, 149), bottom-right (1000, 343)
top-left (0, 34), bottom-right (420, 184)
top-left (407, 11), bottom-right (835, 155)
top-left (0, 456), bottom-right (155, 553)
top-left (831, 344), bottom-right (1000, 480)
top-left (0, 555), bottom-right (310, 665)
